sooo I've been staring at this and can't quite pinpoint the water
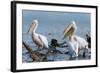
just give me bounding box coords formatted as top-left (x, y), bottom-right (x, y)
top-left (22, 10), bottom-right (91, 63)
top-left (22, 34), bottom-right (91, 62)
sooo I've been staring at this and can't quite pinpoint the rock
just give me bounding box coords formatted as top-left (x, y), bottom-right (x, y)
top-left (53, 54), bottom-right (71, 61)
top-left (56, 47), bottom-right (69, 54)
top-left (37, 49), bottom-right (48, 55)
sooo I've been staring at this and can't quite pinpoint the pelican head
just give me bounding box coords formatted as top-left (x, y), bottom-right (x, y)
top-left (71, 21), bottom-right (76, 25)
top-left (63, 21), bottom-right (77, 40)
top-left (32, 20), bottom-right (38, 25)
top-left (71, 21), bottom-right (77, 29)
top-left (32, 20), bottom-right (38, 28)
top-left (28, 19), bottom-right (38, 34)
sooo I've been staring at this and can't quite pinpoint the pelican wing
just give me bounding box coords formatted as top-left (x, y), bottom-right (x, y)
top-left (74, 35), bottom-right (88, 48)
top-left (38, 34), bottom-right (49, 49)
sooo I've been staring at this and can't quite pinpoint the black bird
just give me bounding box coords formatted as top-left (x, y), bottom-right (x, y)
top-left (50, 39), bottom-right (60, 47)
top-left (86, 34), bottom-right (91, 48)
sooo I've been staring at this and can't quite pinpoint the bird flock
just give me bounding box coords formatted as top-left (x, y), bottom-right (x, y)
top-left (27, 20), bottom-right (90, 58)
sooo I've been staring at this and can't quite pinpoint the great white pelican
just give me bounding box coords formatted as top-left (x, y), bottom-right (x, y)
top-left (28, 20), bottom-right (49, 50)
top-left (63, 21), bottom-right (88, 57)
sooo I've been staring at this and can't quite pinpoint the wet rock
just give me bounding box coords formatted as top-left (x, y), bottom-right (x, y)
top-left (47, 53), bottom-right (71, 61)
top-left (54, 54), bottom-right (71, 61)
top-left (56, 47), bottom-right (69, 54)
top-left (37, 49), bottom-right (48, 55)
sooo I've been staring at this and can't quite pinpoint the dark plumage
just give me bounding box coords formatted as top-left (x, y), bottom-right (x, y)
top-left (86, 34), bottom-right (91, 48)
top-left (50, 39), bottom-right (60, 47)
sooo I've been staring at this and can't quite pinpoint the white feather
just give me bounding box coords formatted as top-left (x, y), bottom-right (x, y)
top-left (63, 21), bottom-right (88, 57)
top-left (38, 34), bottom-right (48, 48)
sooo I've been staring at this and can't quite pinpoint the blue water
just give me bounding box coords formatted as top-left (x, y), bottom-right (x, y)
top-left (22, 10), bottom-right (91, 63)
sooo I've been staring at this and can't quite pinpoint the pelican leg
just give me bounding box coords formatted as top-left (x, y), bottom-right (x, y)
top-left (34, 45), bottom-right (42, 51)
top-left (78, 48), bottom-right (80, 57)
top-left (74, 42), bottom-right (79, 57)
top-left (75, 50), bottom-right (78, 57)
top-left (36, 46), bottom-right (43, 51)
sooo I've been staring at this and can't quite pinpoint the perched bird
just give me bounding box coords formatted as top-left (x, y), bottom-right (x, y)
top-left (28, 20), bottom-right (49, 50)
top-left (86, 34), bottom-right (91, 48)
top-left (63, 21), bottom-right (88, 57)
